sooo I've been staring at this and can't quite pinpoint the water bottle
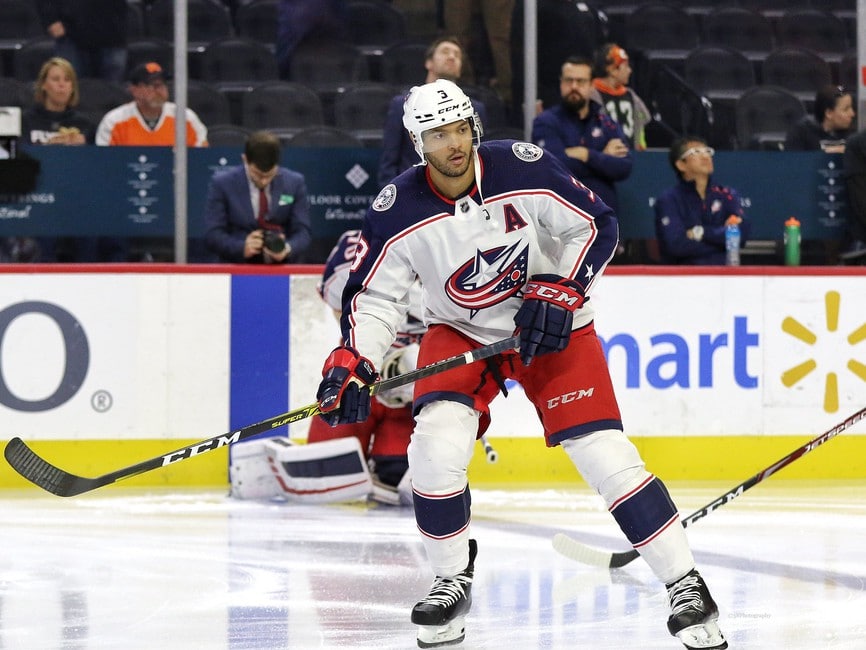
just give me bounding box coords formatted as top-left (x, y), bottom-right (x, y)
top-left (784, 217), bottom-right (801, 266)
top-left (725, 221), bottom-right (741, 266)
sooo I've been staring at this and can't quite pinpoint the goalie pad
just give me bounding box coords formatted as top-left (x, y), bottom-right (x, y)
top-left (229, 438), bottom-right (282, 500)
top-left (265, 437), bottom-right (373, 504)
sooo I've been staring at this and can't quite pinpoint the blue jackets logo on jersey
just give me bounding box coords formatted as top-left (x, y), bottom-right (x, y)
top-left (445, 241), bottom-right (529, 316)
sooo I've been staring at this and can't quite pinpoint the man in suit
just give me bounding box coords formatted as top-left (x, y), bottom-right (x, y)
top-left (204, 130), bottom-right (312, 263)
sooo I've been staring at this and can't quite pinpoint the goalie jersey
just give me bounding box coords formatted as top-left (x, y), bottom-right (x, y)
top-left (340, 140), bottom-right (620, 366)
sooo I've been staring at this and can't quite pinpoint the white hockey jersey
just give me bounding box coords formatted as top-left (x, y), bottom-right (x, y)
top-left (341, 140), bottom-right (620, 368)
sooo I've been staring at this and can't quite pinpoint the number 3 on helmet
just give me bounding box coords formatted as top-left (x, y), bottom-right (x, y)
top-left (401, 79), bottom-right (483, 166)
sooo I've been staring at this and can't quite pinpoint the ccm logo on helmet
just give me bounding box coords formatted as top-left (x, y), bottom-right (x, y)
top-left (438, 105), bottom-right (460, 114)
top-left (547, 387), bottom-right (595, 409)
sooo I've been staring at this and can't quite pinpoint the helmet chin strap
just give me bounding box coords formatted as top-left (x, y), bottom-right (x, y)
top-left (472, 147), bottom-right (495, 229)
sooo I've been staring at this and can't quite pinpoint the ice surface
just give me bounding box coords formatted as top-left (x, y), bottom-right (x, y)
top-left (1, 481), bottom-right (864, 649)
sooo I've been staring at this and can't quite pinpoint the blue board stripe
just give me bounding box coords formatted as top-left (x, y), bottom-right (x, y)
top-left (229, 275), bottom-right (290, 436)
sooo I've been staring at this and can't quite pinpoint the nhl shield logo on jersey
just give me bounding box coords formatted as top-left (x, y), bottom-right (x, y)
top-left (372, 184), bottom-right (397, 211)
top-left (512, 142), bottom-right (543, 162)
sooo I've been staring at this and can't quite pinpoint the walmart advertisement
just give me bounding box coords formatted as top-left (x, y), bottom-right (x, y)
top-left (0, 269), bottom-right (864, 487)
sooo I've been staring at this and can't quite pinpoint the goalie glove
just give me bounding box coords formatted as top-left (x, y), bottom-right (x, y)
top-left (376, 342), bottom-right (420, 408)
top-left (316, 346), bottom-right (378, 426)
top-left (513, 274), bottom-right (585, 366)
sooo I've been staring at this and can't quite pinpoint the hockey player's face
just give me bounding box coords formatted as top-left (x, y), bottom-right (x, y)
top-left (422, 120), bottom-right (474, 178)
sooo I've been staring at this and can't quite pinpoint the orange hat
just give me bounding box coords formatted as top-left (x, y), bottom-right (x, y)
top-left (607, 45), bottom-right (629, 68)
top-left (128, 61), bottom-right (171, 85)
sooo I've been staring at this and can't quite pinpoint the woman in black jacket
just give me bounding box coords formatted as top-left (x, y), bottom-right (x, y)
top-left (21, 57), bottom-right (95, 146)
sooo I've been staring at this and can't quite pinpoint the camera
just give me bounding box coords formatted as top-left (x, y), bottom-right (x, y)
top-left (263, 230), bottom-right (286, 253)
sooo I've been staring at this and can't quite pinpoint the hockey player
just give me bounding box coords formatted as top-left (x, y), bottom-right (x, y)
top-left (315, 79), bottom-right (727, 649)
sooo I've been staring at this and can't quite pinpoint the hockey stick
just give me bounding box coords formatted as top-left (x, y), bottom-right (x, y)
top-left (4, 335), bottom-right (519, 497)
top-left (553, 405), bottom-right (866, 568)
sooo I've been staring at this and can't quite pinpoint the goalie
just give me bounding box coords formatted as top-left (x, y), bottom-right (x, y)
top-left (229, 229), bottom-right (423, 505)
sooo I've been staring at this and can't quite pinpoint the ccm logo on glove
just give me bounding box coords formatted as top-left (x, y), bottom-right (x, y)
top-left (523, 281), bottom-right (585, 308)
top-left (317, 346), bottom-right (378, 426)
top-left (514, 275), bottom-right (586, 366)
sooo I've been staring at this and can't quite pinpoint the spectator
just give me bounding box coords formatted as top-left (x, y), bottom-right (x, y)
top-left (443, 0), bottom-right (514, 106)
top-left (377, 36), bottom-right (487, 188)
top-left (784, 85), bottom-right (855, 153)
top-left (590, 43), bottom-right (651, 151)
top-left (19, 57), bottom-right (97, 263)
top-left (203, 130), bottom-right (311, 264)
top-left (532, 56), bottom-right (632, 212)
top-left (21, 57), bottom-right (95, 146)
top-left (36, 0), bottom-right (128, 83)
top-left (654, 135), bottom-right (751, 265)
top-left (841, 129), bottom-right (866, 262)
top-left (275, 0), bottom-right (348, 79)
top-left (95, 62), bottom-right (207, 261)
top-left (96, 62), bottom-right (208, 147)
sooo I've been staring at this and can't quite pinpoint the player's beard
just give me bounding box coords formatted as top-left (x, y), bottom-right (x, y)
top-left (427, 147), bottom-right (473, 178)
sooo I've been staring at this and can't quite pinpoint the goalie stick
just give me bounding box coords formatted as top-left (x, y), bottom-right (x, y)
top-left (4, 335), bottom-right (519, 497)
top-left (553, 404), bottom-right (866, 568)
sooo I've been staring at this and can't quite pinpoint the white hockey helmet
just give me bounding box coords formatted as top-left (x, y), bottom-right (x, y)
top-left (402, 79), bottom-right (483, 165)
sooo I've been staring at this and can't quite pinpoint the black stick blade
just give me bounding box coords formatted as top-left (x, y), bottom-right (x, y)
top-left (4, 437), bottom-right (95, 497)
top-left (608, 549), bottom-right (641, 568)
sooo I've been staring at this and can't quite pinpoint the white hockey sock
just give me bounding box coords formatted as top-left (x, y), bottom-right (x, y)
top-left (409, 401), bottom-right (478, 576)
top-left (562, 430), bottom-right (694, 584)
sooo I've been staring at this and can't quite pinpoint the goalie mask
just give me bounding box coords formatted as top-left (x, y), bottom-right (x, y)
top-left (402, 79), bottom-right (483, 166)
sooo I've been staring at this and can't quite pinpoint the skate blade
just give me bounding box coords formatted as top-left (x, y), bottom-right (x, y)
top-left (416, 615), bottom-right (466, 648)
top-left (676, 619), bottom-right (728, 650)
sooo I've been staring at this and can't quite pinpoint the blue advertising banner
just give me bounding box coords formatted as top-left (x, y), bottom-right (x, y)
top-left (0, 147), bottom-right (849, 250)
top-left (0, 146), bottom-right (381, 245)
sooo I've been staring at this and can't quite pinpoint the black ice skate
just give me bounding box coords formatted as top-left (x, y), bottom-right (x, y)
top-left (666, 568), bottom-right (728, 650)
top-left (411, 538), bottom-right (477, 648)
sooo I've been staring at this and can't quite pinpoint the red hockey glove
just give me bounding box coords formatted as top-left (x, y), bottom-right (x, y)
top-left (513, 274), bottom-right (585, 366)
top-left (316, 346), bottom-right (379, 426)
